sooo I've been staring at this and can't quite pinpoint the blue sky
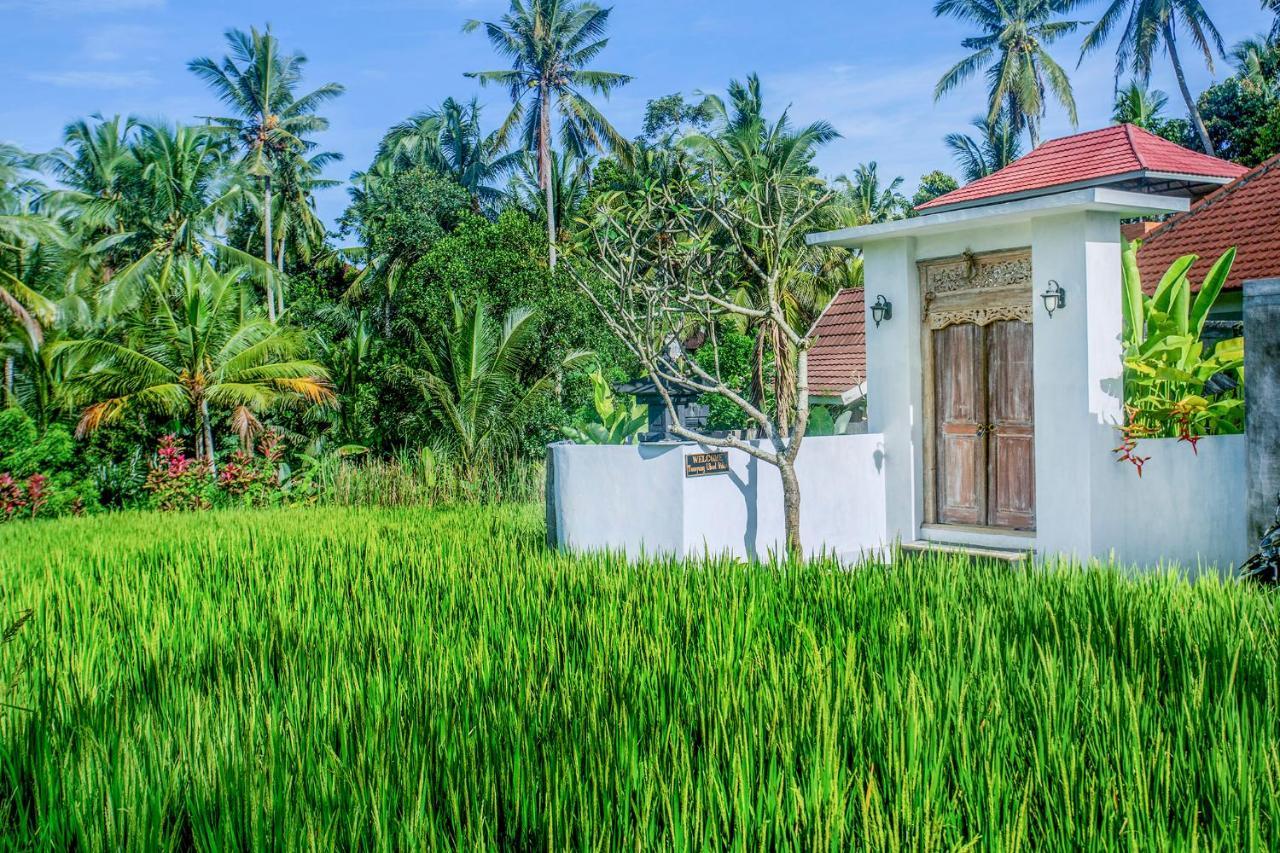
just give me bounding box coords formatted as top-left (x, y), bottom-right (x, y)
top-left (2, 0), bottom-right (1273, 226)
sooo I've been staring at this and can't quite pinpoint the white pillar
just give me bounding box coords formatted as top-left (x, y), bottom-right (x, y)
top-left (862, 237), bottom-right (922, 543)
top-left (1030, 211), bottom-right (1125, 561)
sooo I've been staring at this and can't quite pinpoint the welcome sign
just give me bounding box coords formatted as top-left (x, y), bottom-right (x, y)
top-left (684, 451), bottom-right (730, 478)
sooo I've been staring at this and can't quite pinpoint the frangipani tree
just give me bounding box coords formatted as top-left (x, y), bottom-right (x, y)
top-left (572, 157), bottom-right (833, 558)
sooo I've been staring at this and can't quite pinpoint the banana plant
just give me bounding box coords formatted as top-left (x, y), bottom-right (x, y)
top-left (561, 369), bottom-right (648, 445)
top-left (1121, 243), bottom-right (1244, 442)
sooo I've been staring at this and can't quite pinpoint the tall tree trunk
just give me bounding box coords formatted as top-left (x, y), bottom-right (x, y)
top-left (275, 231), bottom-right (286, 317)
top-left (773, 324), bottom-right (795, 435)
top-left (749, 329), bottom-right (767, 437)
top-left (202, 398), bottom-right (217, 474)
top-left (263, 174), bottom-right (277, 323)
top-left (3, 357), bottom-right (12, 403)
top-left (1167, 22), bottom-right (1215, 153)
top-left (779, 458), bottom-right (802, 560)
top-left (540, 84), bottom-right (557, 270)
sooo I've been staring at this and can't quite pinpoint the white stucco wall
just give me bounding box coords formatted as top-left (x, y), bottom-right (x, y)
top-left (829, 199), bottom-right (1245, 572)
top-left (548, 435), bottom-right (889, 561)
top-left (1089, 435), bottom-right (1248, 573)
top-left (547, 442), bottom-right (684, 557)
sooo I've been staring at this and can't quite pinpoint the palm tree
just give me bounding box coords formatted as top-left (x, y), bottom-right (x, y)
top-left (376, 97), bottom-right (522, 210)
top-left (1111, 81), bottom-right (1170, 129)
top-left (934, 0), bottom-right (1085, 148)
top-left (1079, 0), bottom-right (1225, 153)
top-left (945, 113), bottom-right (1024, 182)
top-left (1270, 0), bottom-right (1280, 39)
top-left (189, 25), bottom-right (345, 319)
top-left (833, 163), bottom-right (909, 226)
top-left (464, 0), bottom-right (632, 267)
top-left (260, 147), bottom-right (342, 278)
top-left (62, 259), bottom-right (333, 468)
top-left (1231, 35), bottom-right (1280, 90)
top-left (98, 122), bottom-right (249, 318)
top-left (414, 297), bottom-right (587, 480)
top-left (40, 115), bottom-right (138, 239)
top-left (0, 145), bottom-right (60, 358)
top-left (514, 149), bottom-right (592, 241)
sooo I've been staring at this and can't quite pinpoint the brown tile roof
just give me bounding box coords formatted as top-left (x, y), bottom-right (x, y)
top-left (917, 124), bottom-right (1247, 213)
top-left (1136, 154), bottom-right (1280, 292)
top-left (807, 288), bottom-right (866, 397)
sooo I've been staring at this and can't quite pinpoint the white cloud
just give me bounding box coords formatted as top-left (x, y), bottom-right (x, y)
top-left (27, 69), bottom-right (156, 89)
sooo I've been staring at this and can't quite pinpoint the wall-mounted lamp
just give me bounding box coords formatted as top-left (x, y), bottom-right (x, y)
top-left (1041, 280), bottom-right (1067, 318)
top-left (871, 294), bottom-right (893, 328)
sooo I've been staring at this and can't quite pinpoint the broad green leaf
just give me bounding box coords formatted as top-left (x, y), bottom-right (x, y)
top-left (1190, 248), bottom-right (1236, 337)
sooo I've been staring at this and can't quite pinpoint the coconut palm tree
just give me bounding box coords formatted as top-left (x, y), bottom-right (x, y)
top-left (40, 115), bottom-right (138, 239)
top-left (1079, 0), bottom-right (1225, 153)
top-left (97, 122), bottom-right (250, 318)
top-left (1111, 81), bottom-right (1171, 129)
top-left (376, 97), bottom-right (522, 211)
top-left (934, 0), bottom-right (1085, 148)
top-left (0, 145), bottom-right (60, 355)
top-left (945, 113), bottom-right (1025, 182)
top-left (833, 162), bottom-right (909, 226)
top-left (1232, 34), bottom-right (1280, 90)
top-left (413, 297), bottom-right (587, 480)
top-left (464, 0), bottom-right (632, 267)
top-left (257, 146), bottom-right (342, 280)
top-left (189, 25), bottom-right (344, 319)
top-left (514, 149), bottom-right (592, 241)
top-left (62, 259), bottom-right (333, 468)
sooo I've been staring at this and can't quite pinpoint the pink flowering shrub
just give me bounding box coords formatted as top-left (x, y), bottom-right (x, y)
top-left (0, 472), bottom-right (61, 522)
top-left (144, 431), bottom-right (291, 512)
top-left (144, 435), bottom-right (215, 512)
top-left (219, 431), bottom-right (286, 508)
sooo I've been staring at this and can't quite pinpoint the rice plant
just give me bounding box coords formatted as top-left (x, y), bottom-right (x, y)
top-left (0, 506), bottom-right (1277, 849)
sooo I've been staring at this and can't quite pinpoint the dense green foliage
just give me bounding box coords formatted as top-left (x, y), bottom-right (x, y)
top-left (1, 506), bottom-right (1278, 848)
top-left (3, 4), bottom-right (1275, 521)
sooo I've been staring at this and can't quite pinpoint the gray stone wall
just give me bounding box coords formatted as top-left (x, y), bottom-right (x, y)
top-left (1245, 279), bottom-right (1280, 549)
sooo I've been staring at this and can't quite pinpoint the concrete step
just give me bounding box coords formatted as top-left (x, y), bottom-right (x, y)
top-left (901, 540), bottom-right (1033, 564)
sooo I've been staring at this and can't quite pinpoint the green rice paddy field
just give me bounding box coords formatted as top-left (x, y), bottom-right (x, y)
top-left (1, 505), bottom-right (1278, 849)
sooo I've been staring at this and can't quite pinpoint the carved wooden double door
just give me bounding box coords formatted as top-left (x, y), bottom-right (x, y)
top-left (922, 252), bottom-right (1036, 532)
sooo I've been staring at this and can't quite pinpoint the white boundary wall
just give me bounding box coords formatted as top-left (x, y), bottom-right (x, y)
top-left (548, 435), bottom-right (889, 561)
top-left (1088, 434), bottom-right (1247, 574)
top-left (549, 433), bottom-right (1245, 571)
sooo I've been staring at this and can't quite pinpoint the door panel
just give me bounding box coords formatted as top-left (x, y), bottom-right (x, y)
top-left (986, 321), bottom-right (1036, 530)
top-left (933, 324), bottom-right (986, 526)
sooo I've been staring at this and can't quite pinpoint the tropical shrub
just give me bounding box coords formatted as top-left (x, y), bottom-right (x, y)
top-left (144, 435), bottom-right (215, 512)
top-left (219, 430), bottom-right (286, 508)
top-left (561, 368), bottom-right (646, 444)
top-left (1119, 244), bottom-right (1244, 469)
top-left (0, 407), bottom-right (97, 519)
top-left (412, 297), bottom-right (589, 481)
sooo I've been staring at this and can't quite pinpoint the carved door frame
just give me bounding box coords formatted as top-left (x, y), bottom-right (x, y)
top-left (919, 249), bottom-right (1034, 528)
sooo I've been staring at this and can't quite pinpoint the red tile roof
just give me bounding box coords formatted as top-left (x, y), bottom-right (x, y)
top-left (807, 288), bottom-right (866, 397)
top-left (1137, 154), bottom-right (1280, 293)
top-left (917, 124), bottom-right (1247, 213)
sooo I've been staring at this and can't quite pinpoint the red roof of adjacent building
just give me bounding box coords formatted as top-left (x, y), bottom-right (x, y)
top-left (807, 288), bottom-right (866, 397)
top-left (917, 124), bottom-right (1247, 213)
top-left (1136, 154), bottom-right (1280, 293)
